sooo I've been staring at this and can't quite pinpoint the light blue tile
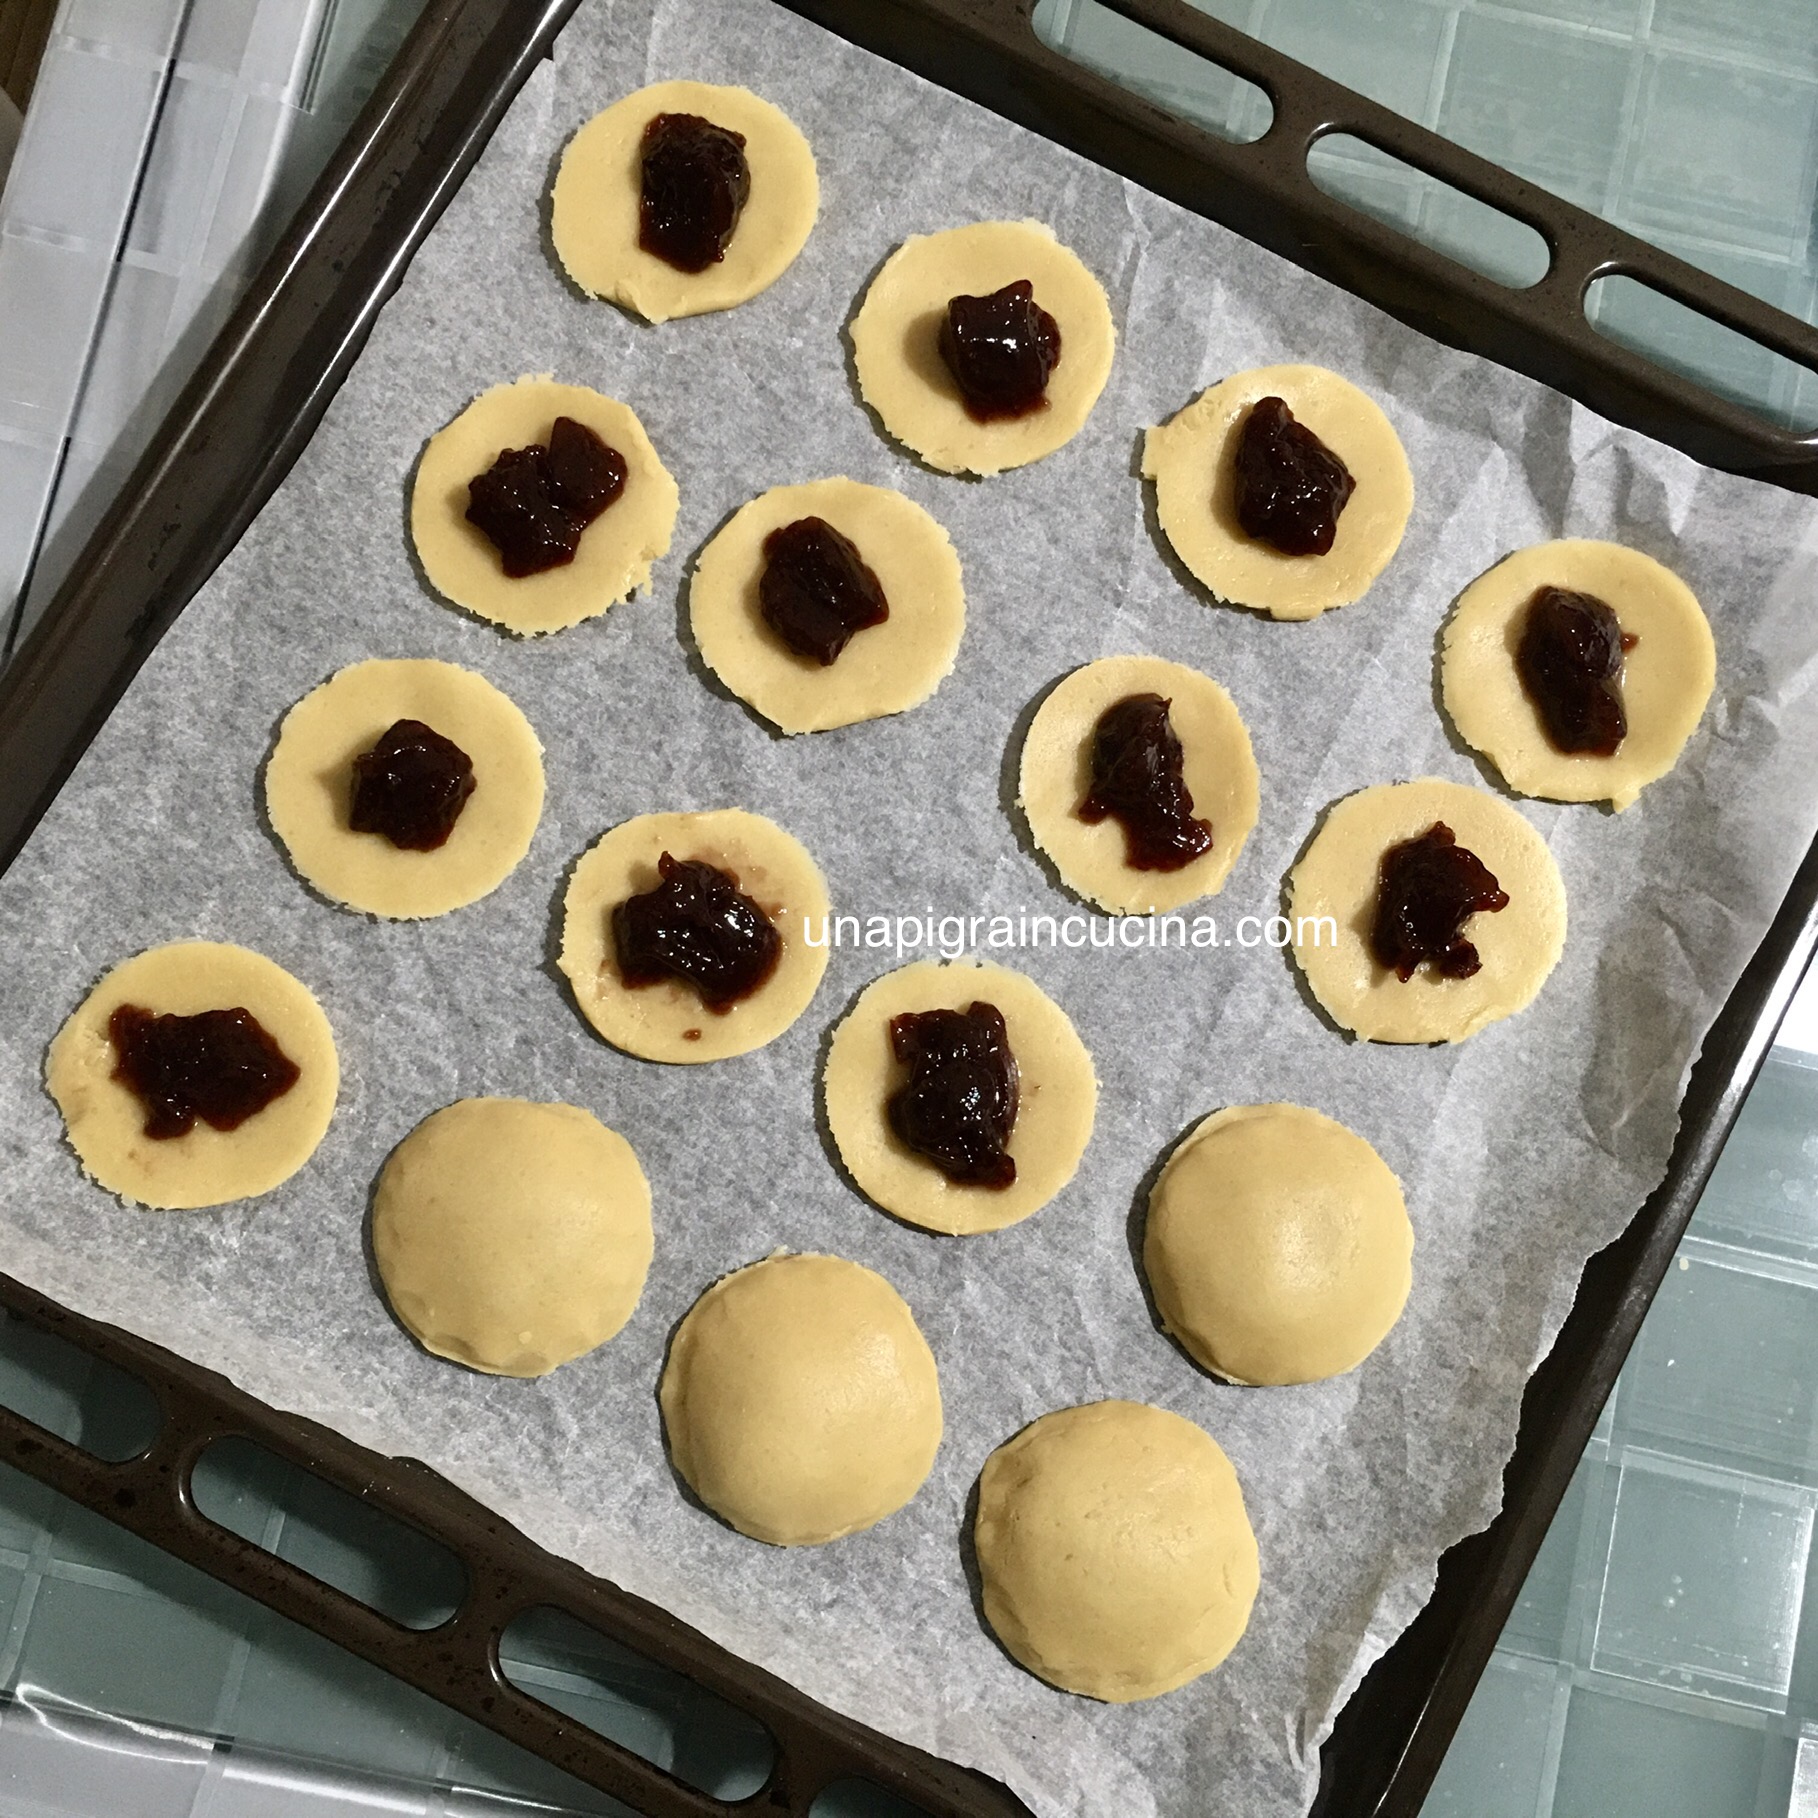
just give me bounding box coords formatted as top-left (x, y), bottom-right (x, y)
top-left (1690, 1056), bottom-right (1818, 1257)
top-left (1422, 1650), bottom-right (1559, 1818)
top-left (1503, 1455), bottom-right (1599, 1663)
top-left (56, 0), bottom-right (188, 61)
top-left (1416, 181), bottom-right (1552, 287)
top-left (1651, 0), bottom-right (1818, 84)
top-left (1551, 1685), bottom-right (1768, 1818)
top-left (0, 232), bottom-right (113, 443)
top-left (1257, 0), bottom-right (1449, 121)
top-left (1484, 0), bottom-right (1643, 33)
top-left (124, 74), bottom-right (241, 268)
top-left (1306, 137), bottom-right (1424, 234)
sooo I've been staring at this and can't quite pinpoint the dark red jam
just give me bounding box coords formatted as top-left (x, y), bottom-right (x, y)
top-left (1232, 395), bottom-right (1355, 557)
top-left (758, 516), bottom-right (890, 664)
top-left (1515, 585), bottom-right (1635, 757)
top-left (639, 112), bottom-right (750, 272)
top-left (1078, 693), bottom-right (1213, 871)
top-left (613, 853), bottom-right (781, 1012)
top-left (349, 719), bottom-right (476, 851)
top-left (465, 416), bottom-right (626, 577)
top-left (887, 1002), bottom-right (1019, 1189)
top-left (1371, 822), bottom-right (1510, 982)
top-left (937, 280), bottom-right (1062, 423)
top-left (109, 1004), bottom-right (300, 1140)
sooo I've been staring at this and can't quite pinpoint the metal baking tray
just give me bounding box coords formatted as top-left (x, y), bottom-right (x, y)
top-left (5, 2), bottom-right (1818, 1815)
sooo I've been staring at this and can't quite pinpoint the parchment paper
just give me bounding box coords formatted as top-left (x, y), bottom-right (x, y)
top-left (6, 2), bottom-right (1818, 1812)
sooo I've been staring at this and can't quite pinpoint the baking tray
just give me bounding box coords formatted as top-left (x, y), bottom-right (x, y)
top-left (3, 1), bottom-right (1818, 1815)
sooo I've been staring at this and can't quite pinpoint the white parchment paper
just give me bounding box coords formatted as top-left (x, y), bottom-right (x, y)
top-left (6, 2), bottom-right (1818, 1812)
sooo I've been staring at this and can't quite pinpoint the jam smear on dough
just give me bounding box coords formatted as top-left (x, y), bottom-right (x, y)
top-left (1370, 822), bottom-right (1510, 982)
top-left (887, 1002), bottom-right (1019, 1189)
top-left (349, 719), bottom-right (477, 851)
top-left (938, 281), bottom-right (1062, 422)
top-left (639, 112), bottom-right (750, 272)
top-left (1078, 692), bottom-right (1213, 871)
top-left (1515, 585), bottom-right (1636, 757)
top-left (109, 1004), bottom-right (301, 1140)
top-left (464, 416), bottom-right (627, 578)
top-left (613, 853), bottom-right (781, 1012)
top-left (759, 516), bottom-right (890, 664)
top-left (1231, 395), bottom-right (1355, 557)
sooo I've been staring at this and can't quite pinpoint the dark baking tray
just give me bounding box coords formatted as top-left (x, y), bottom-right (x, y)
top-left (3, 2), bottom-right (1818, 1815)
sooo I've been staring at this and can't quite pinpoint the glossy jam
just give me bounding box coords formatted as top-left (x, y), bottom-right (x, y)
top-left (887, 1002), bottom-right (1019, 1189)
top-left (1516, 585), bottom-right (1635, 757)
top-left (1078, 692), bottom-right (1213, 871)
top-left (937, 280), bottom-right (1062, 423)
top-left (1231, 395), bottom-right (1355, 557)
top-left (464, 416), bottom-right (627, 577)
top-left (613, 853), bottom-right (781, 1012)
top-left (349, 718), bottom-right (476, 851)
top-left (109, 1003), bottom-right (300, 1140)
top-left (639, 112), bottom-right (750, 272)
top-left (1371, 822), bottom-right (1510, 982)
top-left (758, 516), bottom-right (890, 664)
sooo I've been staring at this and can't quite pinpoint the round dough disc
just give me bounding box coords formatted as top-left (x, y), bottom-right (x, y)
top-left (974, 1400), bottom-right (1259, 1702)
top-left (550, 81), bottom-right (818, 323)
top-left (849, 220), bottom-right (1116, 476)
top-left (264, 658), bottom-right (544, 919)
top-left (372, 1098), bottom-right (652, 1378)
top-left (1018, 654), bottom-right (1260, 914)
top-left (822, 959), bottom-right (1097, 1234)
top-left (1145, 1103), bottom-right (1411, 1385)
top-left (1142, 364), bottom-right (1413, 619)
top-left (659, 1253), bottom-right (942, 1545)
top-left (45, 941), bottom-right (338, 1210)
top-left (1288, 777), bottom-right (1567, 1044)
top-left (1441, 539), bottom-right (1716, 811)
top-left (411, 376), bottom-right (679, 635)
top-left (689, 478), bottom-right (965, 733)
top-left (559, 809), bottom-right (830, 1063)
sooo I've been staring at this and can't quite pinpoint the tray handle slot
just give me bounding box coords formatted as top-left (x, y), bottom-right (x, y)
top-left (0, 1303), bottom-right (160, 1463)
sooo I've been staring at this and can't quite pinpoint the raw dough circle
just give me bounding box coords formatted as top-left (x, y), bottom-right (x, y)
top-left (1144, 1103), bottom-right (1411, 1385)
top-left (659, 1253), bottom-right (942, 1545)
top-left (974, 1400), bottom-right (1259, 1702)
top-left (411, 376), bottom-right (679, 635)
top-left (372, 1098), bottom-right (652, 1378)
top-left (559, 809), bottom-right (830, 1063)
top-left (1142, 364), bottom-right (1413, 619)
top-left (822, 959), bottom-right (1097, 1234)
top-left (1288, 777), bottom-right (1567, 1044)
top-left (264, 658), bottom-right (544, 919)
top-left (45, 941), bottom-right (338, 1210)
top-left (689, 477), bottom-right (965, 733)
top-left (849, 220), bottom-right (1116, 476)
top-left (1441, 539), bottom-right (1716, 811)
top-left (550, 81), bottom-right (818, 323)
top-left (1018, 655), bottom-right (1260, 914)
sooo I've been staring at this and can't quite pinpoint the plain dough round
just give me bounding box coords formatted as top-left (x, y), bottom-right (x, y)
top-left (372, 1098), bottom-right (652, 1378)
top-left (411, 376), bottom-right (679, 635)
top-left (559, 809), bottom-right (830, 1063)
top-left (1142, 364), bottom-right (1413, 619)
top-left (264, 658), bottom-right (544, 919)
top-left (45, 942), bottom-right (338, 1210)
top-left (849, 220), bottom-right (1116, 476)
top-left (659, 1253), bottom-right (942, 1545)
top-left (1442, 539), bottom-right (1717, 811)
top-left (822, 959), bottom-right (1097, 1234)
top-left (1289, 777), bottom-right (1567, 1044)
top-left (974, 1400), bottom-right (1259, 1702)
top-left (1018, 655), bottom-right (1260, 914)
top-left (689, 478), bottom-right (965, 733)
top-left (1145, 1103), bottom-right (1411, 1385)
top-left (550, 81), bottom-right (818, 323)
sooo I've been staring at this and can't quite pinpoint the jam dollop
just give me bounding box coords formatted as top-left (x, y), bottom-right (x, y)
top-left (1516, 585), bottom-right (1635, 757)
top-left (613, 853), bottom-right (781, 1012)
top-left (1232, 395), bottom-right (1355, 557)
top-left (639, 112), bottom-right (750, 272)
top-left (109, 1003), bottom-right (301, 1140)
top-left (759, 516), bottom-right (890, 664)
top-left (938, 280), bottom-right (1062, 422)
top-left (1371, 822), bottom-right (1510, 982)
top-left (349, 719), bottom-right (476, 851)
top-left (1078, 693), bottom-right (1213, 871)
top-left (465, 416), bottom-right (627, 578)
top-left (887, 1002), bottom-right (1019, 1189)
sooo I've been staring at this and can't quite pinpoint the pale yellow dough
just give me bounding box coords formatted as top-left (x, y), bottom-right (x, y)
top-left (659, 1253), bottom-right (942, 1545)
top-left (372, 1098), bottom-right (652, 1378)
top-left (849, 221), bottom-right (1115, 476)
top-left (974, 1400), bottom-right (1259, 1702)
top-left (411, 376), bottom-right (678, 635)
top-left (822, 959), bottom-right (1097, 1234)
top-left (1289, 778), bottom-right (1567, 1044)
top-left (1142, 364), bottom-right (1413, 619)
top-left (550, 81), bottom-right (818, 323)
top-left (1018, 655), bottom-right (1260, 914)
top-left (1145, 1103), bottom-right (1411, 1385)
top-left (559, 809), bottom-right (830, 1063)
top-left (1442, 539), bottom-right (1716, 811)
top-left (689, 478), bottom-right (965, 734)
top-left (264, 659), bottom-right (544, 919)
top-left (45, 942), bottom-right (338, 1210)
